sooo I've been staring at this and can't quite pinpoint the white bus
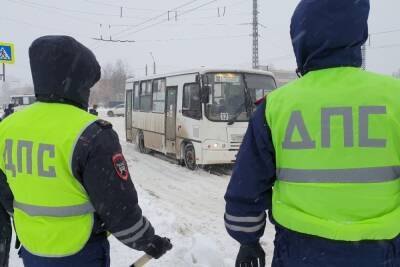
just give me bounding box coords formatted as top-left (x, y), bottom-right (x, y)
top-left (125, 68), bottom-right (276, 170)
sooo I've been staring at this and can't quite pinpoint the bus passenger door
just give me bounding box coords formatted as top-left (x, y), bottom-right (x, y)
top-left (125, 89), bottom-right (133, 142)
top-left (165, 86), bottom-right (178, 155)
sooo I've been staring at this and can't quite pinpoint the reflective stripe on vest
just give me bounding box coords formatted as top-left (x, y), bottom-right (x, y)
top-left (277, 166), bottom-right (400, 183)
top-left (266, 67), bottom-right (400, 241)
top-left (14, 200), bottom-right (95, 217)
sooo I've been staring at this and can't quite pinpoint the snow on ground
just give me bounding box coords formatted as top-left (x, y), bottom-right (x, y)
top-left (9, 111), bottom-right (276, 267)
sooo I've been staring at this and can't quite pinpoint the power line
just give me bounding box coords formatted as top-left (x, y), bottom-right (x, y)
top-left (91, 37), bottom-right (135, 43)
top-left (82, 0), bottom-right (162, 12)
top-left (166, 21), bottom-right (251, 27)
top-left (90, 0), bottom-right (202, 49)
top-left (7, 0), bottom-right (148, 20)
top-left (86, 0), bottom-right (248, 48)
top-left (110, 0), bottom-right (204, 40)
top-left (91, 34), bottom-right (248, 44)
top-left (120, 0), bottom-right (219, 39)
top-left (360, 28), bottom-right (400, 68)
top-left (1, 16), bottom-right (62, 33)
top-left (370, 28), bottom-right (400, 36)
top-left (197, 0), bottom-right (247, 11)
top-left (264, 54), bottom-right (294, 62)
top-left (166, 11), bottom-right (251, 21)
top-left (6, 0), bottom-right (101, 24)
top-left (135, 34), bottom-right (248, 42)
top-left (92, 0), bottom-right (219, 49)
top-left (0, 16), bottom-right (90, 38)
top-left (109, 12), bottom-right (251, 27)
top-left (370, 43), bottom-right (400, 50)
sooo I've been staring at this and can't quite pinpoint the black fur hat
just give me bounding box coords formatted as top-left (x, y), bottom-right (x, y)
top-left (29, 35), bottom-right (101, 109)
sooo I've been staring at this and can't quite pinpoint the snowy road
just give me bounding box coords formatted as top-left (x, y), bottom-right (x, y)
top-left (9, 112), bottom-right (275, 267)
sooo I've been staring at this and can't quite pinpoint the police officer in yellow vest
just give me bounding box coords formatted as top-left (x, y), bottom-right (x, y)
top-left (0, 35), bottom-right (172, 266)
top-left (224, 1), bottom-right (400, 266)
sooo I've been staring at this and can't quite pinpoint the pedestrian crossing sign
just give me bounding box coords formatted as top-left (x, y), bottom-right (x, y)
top-left (0, 42), bottom-right (15, 64)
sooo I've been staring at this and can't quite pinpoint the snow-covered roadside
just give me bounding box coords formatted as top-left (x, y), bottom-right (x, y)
top-left (9, 112), bottom-right (276, 267)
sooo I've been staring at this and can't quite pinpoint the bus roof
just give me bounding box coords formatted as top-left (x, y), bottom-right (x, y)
top-left (126, 67), bottom-right (275, 83)
top-left (10, 94), bottom-right (35, 98)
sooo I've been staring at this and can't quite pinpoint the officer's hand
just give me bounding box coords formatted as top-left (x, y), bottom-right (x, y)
top-left (143, 235), bottom-right (172, 259)
top-left (235, 243), bottom-right (265, 267)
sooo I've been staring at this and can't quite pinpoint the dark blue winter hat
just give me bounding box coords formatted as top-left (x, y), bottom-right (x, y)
top-left (29, 35), bottom-right (101, 109)
top-left (291, 0), bottom-right (370, 75)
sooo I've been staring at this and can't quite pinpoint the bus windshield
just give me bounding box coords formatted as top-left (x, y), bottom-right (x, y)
top-left (245, 73), bottom-right (276, 102)
top-left (204, 72), bottom-right (276, 122)
top-left (205, 73), bottom-right (246, 122)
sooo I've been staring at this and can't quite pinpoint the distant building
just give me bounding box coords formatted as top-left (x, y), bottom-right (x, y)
top-left (259, 66), bottom-right (298, 87)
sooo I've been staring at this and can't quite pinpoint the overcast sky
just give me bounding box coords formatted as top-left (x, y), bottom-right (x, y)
top-left (1, 0), bottom-right (400, 86)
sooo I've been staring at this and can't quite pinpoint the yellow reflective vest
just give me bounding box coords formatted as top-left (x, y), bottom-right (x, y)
top-left (0, 102), bottom-right (97, 257)
top-left (266, 67), bottom-right (400, 241)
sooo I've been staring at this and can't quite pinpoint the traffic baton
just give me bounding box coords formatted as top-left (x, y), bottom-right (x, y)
top-left (130, 254), bottom-right (153, 267)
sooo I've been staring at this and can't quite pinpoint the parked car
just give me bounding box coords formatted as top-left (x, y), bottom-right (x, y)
top-left (107, 104), bottom-right (125, 117)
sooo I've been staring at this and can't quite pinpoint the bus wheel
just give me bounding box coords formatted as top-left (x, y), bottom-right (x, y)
top-left (138, 131), bottom-right (150, 154)
top-left (184, 143), bottom-right (197, 170)
top-left (107, 111), bottom-right (114, 117)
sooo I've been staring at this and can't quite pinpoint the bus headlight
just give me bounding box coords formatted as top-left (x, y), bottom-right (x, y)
top-left (203, 140), bottom-right (227, 150)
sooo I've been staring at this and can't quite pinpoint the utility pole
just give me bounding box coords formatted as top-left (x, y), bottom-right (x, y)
top-left (361, 34), bottom-right (370, 70)
top-left (252, 0), bottom-right (259, 69)
top-left (361, 44), bottom-right (367, 70)
top-left (361, 44), bottom-right (366, 70)
top-left (1, 63), bottom-right (5, 82)
top-left (150, 52), bottom-right (156, 75)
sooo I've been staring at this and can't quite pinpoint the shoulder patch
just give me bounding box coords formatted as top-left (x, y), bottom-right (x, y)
top-left (95, 119), bottom-right (112, 129)
top-left (112, 153), bottom-right (129, 181)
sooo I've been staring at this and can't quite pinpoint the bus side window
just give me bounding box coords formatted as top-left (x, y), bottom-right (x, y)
top-left (133, 82), bottom-right (140, 110)
top-left (182, 83), bottom-right (201, 120)
top-left (140, 81), bottom-right (152, 112)
top-left (152, 79), bottom-right (166, 113)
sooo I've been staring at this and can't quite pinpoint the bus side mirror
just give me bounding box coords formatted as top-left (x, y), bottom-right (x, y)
top-left (201, 85), bottom-right (210, 103)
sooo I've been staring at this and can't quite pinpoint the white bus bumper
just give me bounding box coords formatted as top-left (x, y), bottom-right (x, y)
top-left (200, 149), bottom-right (239, 165)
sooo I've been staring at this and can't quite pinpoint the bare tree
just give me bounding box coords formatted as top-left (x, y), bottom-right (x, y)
top-left (0, 60), bottom-right (131, 107)
top-left (90, 60), bottom-right (131, 107)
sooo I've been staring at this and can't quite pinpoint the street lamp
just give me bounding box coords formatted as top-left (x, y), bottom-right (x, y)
top-left (150, 52), bottom-right (156, 75)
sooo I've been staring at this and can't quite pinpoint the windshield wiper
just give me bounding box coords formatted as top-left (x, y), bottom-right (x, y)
top-left (228, 86), bottom-right (253, 126)
top-left (227, 102), bottom-right (246, 125)
top-left (243, 75), bottom-right (253, 118)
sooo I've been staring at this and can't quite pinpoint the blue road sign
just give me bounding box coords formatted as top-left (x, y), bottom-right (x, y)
top-left (0, 42), bottom-right (15, 64)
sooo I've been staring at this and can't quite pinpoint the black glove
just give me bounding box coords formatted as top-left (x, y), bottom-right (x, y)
top-left (235, 243), bottom-right (265, 267)
top-left (143, 235), bottom-right (172, 259)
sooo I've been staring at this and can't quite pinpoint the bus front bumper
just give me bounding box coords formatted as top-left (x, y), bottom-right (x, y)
top-left (200, 149), bottom-right (239, 165)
